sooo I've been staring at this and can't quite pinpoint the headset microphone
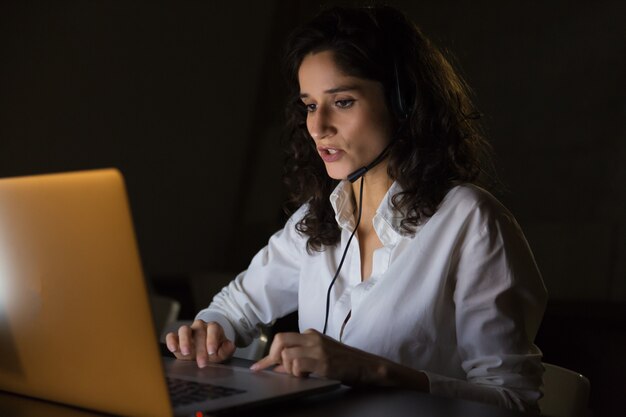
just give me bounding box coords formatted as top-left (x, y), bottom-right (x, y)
top-left (346, 140), bottom-right (395, 183)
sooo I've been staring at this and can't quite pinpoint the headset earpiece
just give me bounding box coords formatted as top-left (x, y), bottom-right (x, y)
top-left (391, 60), bottom-right (409, 120)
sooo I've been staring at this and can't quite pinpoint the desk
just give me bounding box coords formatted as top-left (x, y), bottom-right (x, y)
top-left (0, 357), bottom-right (531, 417)
top-left (219, 387), bottom-right (532, 417)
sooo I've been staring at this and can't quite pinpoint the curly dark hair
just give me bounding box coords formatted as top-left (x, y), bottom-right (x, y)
top-left (282, 5), bottom-right (491, 252)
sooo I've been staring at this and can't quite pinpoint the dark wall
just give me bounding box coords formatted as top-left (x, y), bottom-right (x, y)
top-left (0, 0), bottom-right (278, 275)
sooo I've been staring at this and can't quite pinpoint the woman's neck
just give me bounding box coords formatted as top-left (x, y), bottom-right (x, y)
top-left (350, 160), bottom-right (393, 227)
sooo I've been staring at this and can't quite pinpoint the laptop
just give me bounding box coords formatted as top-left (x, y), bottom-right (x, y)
top-left (0, 169), bottom-right (339, 416)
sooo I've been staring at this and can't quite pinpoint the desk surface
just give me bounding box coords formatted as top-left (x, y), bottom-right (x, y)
top-left (0, 388), bottom-right (531, 417)
top-left (0, 357), bottom-right (531, 417)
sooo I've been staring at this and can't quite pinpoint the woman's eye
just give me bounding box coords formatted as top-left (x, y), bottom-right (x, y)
top-left (305, 103), bottom-right (317, 112)
top-left (335, 99), bottom-right (354, 108)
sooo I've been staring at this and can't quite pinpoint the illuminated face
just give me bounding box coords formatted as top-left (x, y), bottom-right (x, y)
top-left (298, 50), bottom-right (393, 181)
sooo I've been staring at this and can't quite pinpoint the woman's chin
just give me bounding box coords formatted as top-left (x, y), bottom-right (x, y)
top-left (324, 167), bottom-right (351, 181)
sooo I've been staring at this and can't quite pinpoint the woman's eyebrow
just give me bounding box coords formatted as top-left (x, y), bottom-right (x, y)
top-left (299, 85), bottom-right (360, 99)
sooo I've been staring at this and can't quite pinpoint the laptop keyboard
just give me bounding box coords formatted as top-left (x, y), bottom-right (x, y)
top-left (167, 377), bottom-right (246, 406)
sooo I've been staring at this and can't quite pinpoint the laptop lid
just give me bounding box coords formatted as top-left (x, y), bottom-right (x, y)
top-left (0, 169), bottom-right (339, 417)
top-left (0, 169), bottom-right (172, 416)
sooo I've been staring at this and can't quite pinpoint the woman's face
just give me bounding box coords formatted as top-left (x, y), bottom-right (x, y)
top-left (298, 50), bottom-right (393, 181)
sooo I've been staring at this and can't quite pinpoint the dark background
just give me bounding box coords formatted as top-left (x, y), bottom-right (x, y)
top-left (1, 1), bottom-right (624, 415)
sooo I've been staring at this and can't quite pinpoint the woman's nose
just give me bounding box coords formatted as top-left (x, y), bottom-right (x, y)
top-left (308, 107), bottom-right (335, 140)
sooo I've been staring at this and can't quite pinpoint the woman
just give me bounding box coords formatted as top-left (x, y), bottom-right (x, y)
top-left (166, 5), bottom-right (547, 413)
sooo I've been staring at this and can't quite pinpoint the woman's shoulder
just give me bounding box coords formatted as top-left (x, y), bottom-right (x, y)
top-left (425, 184), bottom-right (533, 264)
top-left (261, 204), bottom-right (310, 257)
top-left (276, 203), bottom-right (311, 244)
top-left (284, 203), bottom-right (310, 227)
top-left (438, 183), bottom-right (515, 223)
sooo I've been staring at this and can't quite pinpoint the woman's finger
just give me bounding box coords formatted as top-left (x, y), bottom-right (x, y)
top-left (250, 332), bottom-right (306, 371)
top-left (250, 353), bottom-right (278, 371)
top-left (166, 331), bottom-right (197, 362)
top-left (204, 321), bottom-right (236, 363)
top-left (255, 346), bottom-right (318, 377)
top-left (291, 357), bottom-right (316, 378)
top-left (165, 331), bottom-right (179, 354)
top-left (205, 321), bottom-right (224, 357)
top-left (191, 322), bottom-right (209, 368)
top-left (216, 339), bottom-right (236, 362)
top-left (273, 364), bottom-right (288, 374)
top-left (279, 346), bottom-right (317, 376)
top-left (177, 325), bottom-right (194, 357)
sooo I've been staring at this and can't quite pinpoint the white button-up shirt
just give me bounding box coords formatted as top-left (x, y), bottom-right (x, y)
top-left (197, 181), bottom-right (547, 412)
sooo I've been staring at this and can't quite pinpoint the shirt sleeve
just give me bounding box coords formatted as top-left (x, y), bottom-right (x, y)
top-left (195, 205), bottom-right (308, 346)
top-left (424, 197), bottom-right (548, 413)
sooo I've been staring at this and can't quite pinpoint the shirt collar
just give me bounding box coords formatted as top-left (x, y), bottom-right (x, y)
top-left (329, 180), bottom-right (356, 231)
top-left (329, 180), bottom-right (411, 245)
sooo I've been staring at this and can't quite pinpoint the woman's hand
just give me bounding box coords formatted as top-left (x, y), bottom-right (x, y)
top-left (250, 329), bottom-right (380, 385)
top-left (251, 329), bottom-right (430, 391)
top-left (165, 319), bottom-right (235, 368)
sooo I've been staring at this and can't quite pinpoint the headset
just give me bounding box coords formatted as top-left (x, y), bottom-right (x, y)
top-left (390, 59), bottom-right (411, 123)
top-left (322, 59), bottom-right (411, 335)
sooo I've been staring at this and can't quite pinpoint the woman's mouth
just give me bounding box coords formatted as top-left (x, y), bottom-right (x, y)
top-left (318, 147), bottom-right (344, 162)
